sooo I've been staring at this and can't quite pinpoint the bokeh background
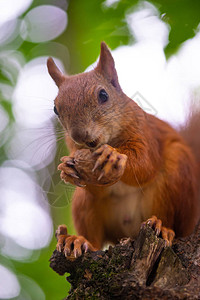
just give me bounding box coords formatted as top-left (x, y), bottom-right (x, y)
top-left (0, 0), bottom-right (200, 299)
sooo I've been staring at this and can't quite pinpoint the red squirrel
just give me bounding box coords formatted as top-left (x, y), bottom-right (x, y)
top-left (47, 42), bottom-right (200, 258)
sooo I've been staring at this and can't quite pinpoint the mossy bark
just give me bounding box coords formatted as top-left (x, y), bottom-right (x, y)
top-left (50, 222), bottom-right (200, 299)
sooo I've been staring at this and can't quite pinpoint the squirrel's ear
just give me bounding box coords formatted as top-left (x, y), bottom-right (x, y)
top-left (95, 42), bottom-right (121, 91)
top-left (47, 57), bottom-right (65, 87)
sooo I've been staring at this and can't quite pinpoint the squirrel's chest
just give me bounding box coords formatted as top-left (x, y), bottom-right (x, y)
top-left (103, 181), bottom-right (145, 240)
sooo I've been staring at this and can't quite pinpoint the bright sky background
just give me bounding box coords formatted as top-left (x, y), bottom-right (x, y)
top-left (0, 0), bottom-right (200, 298)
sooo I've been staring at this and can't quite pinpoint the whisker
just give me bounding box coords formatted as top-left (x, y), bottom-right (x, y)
top-left (132, 168), bottom-right (145, 196)
top-left (28, 137), bottom-right (58, 164)
top-left (23, 95), bottom-right (54, 102)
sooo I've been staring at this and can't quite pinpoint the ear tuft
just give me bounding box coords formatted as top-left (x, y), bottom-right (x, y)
top-left (95, 42), bottom-right (121, 91)
top-left (47, 57), bottom-right (64, 87)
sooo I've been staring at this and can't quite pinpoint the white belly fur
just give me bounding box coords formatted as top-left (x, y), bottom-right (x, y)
top-left (105, 181), bottom-right (145, 238)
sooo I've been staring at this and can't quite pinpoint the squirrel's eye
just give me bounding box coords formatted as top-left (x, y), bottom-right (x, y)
top-left (54, 105), bottom-right (59, 115)
top-left (98, 89), bottom-right (109, 104)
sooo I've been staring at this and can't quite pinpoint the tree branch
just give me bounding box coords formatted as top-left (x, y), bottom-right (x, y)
top-left (50, 222), bottom-right (200, 299)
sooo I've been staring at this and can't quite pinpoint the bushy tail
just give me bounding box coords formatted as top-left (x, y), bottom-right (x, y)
top-left (180, 108), bottom-right (200, 178)
top-left (180, 107), bottom-right (200, 224)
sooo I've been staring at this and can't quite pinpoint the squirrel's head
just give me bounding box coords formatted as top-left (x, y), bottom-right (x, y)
top-left (47, 42), bottom-right (129, 149)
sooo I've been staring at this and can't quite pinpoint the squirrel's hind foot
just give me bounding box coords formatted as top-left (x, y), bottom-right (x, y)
top-left (56, 225), bottom-right (96, 260)
top-left (142, 216), bottom-right (175, 247)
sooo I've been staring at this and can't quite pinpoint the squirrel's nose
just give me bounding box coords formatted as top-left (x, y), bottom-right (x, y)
top-left (71, 129), bottom-right (88, 145)
top-left (71, 129), bottom-right (98, 148)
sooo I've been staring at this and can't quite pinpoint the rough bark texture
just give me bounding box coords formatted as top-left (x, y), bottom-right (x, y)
top-left (50, 223), bottom-right (200, 299)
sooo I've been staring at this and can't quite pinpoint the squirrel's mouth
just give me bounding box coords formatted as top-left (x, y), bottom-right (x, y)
top-left (85, 138), bottom-right (99, 148)
top-left (85, 134), bottom-right (103, 148)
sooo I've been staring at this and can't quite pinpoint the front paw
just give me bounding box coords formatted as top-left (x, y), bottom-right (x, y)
top-left (92, 144), bottom-right (127, 184)
top-left (58, 146), bottom-right (127, 187)
top-left (56, 225), bottom-right (95, 260)
top-left (58, 156), bottom-right (86, 187)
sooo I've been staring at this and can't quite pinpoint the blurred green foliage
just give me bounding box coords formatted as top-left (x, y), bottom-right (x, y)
top-left (0, 0), bottom-right (200, 299)
top-left (149, 0), bottom-right (200, 57)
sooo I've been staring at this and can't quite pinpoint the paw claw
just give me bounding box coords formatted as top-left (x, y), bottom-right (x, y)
top-left (140, 223), bottom-right (145, 229)
top-left (74, 250), bottom-right (78, 258)
top-left (58, 244), bottom-right (62, 252)
top-left (75, 181), bottom-right (86, 187)
top-left (147, 220), bottom-right (152, 226)
top-left (74, 248), bottom-right (82, 258)
top-left (64, 248), bottom-right (71, 257)
top-left (66, 161), bottom-right (75, 166)
top-left (164, 240), bottom-right (169, 248)
top-left (155, 228), bottom-right (160, 236)
top-left (92, 161), bottom-right (100, 172)
top-left (70, 173), bottom-right (80, 179)
top-left (83, 242), bottom-right (89, 252)
top-left (98, 171), bottom-right (104, 181)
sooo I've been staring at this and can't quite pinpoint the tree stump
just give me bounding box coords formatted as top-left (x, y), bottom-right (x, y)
top-left (50, 222), bottom-right (200, 299)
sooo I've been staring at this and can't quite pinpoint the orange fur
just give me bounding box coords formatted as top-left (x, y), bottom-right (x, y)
top-left (47, 42), bottom-right (200, 252)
